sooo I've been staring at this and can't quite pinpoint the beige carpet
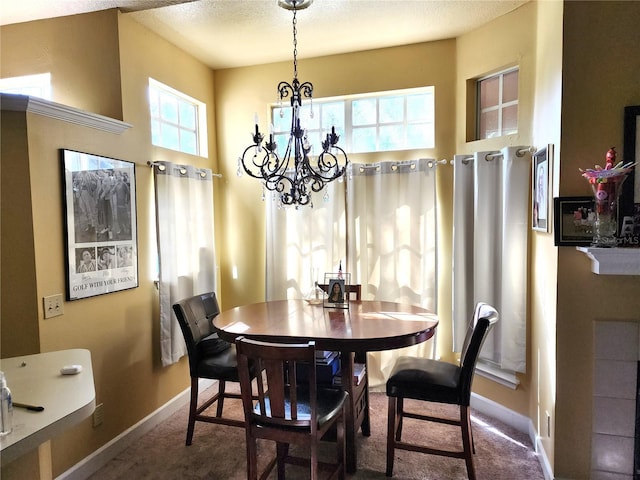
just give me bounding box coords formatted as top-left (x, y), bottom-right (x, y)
top-left (87, 387), bottom-right (545, 479)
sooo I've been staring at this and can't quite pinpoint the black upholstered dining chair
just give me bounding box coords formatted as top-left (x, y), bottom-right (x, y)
top-left (173, 292), bottom-right (250, 445)
top-left (236, 336), bottom-right (349, 480)
top-left (385, 302), bottom-right (499, 480)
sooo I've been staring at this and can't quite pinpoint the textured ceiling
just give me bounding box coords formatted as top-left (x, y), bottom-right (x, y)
top-left (1, 0), bottom-right (529, 70)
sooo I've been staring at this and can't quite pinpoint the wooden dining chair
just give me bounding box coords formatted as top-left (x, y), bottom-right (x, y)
top-left (236, 336), bottom-right (349, 480)
top-left (317, 283), bottom-right (370, 437)
top-left (173, 292), bottom-right (253, 445)
top-left (385, 302), bottom-right (499, 480)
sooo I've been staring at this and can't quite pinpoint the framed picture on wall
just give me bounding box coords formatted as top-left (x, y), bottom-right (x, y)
top-left (532, 145), bottom-right (553, 232)
top-left (619, 105), bottom-right (640, 245)
top-left (553, 196), bottom-right (595, 246)
top-left (61, 149), bottom-right (138, 300)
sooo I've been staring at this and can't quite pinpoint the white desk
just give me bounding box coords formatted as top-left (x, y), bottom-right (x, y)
top-left (0, 349), bottom-right (95, 468)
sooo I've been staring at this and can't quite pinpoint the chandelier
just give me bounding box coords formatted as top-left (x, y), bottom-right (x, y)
top-left (237, 0), bottom-right (348, 207)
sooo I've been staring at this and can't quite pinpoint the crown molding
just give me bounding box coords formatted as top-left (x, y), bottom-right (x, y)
top-left (1, 94), bottom-right (132, 135)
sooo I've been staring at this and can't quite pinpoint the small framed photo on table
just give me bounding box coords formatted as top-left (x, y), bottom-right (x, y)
top-left (323, 273), bottom-right (351, 309)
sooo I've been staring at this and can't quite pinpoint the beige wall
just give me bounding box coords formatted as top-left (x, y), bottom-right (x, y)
top-left (1, 110), bottom-right (40, 356)
top-left (530, 0), bottom-right (564, 469)
top-left (1, 11), bottom-right (219, 478)
top-left (0, 10), bottom-right (123, 119)
top-left (555, 1), bottom-right (640, 477)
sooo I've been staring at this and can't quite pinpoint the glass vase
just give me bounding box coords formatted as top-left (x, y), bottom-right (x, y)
top-left (590, 177), bottom-right (626, 247)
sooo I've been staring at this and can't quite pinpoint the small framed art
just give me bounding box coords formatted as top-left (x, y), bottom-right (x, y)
top-left (323, 273), bottom-right (351, 309)
top-left (61, 149), bottom-right (138, 300)
top-left (532, 145), bottom-right (553, 232)
top-left (553, 196), bottom-right (595, 246)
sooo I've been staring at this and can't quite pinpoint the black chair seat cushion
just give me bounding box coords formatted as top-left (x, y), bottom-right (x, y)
top-left (254, 386), bottom-right (348, 429)
top-left (198, 332), bottom-right (232, 357)
top-left (195, 345), bottom-right (242, 382)
top-left (386, 356), bottom-right (463, 405)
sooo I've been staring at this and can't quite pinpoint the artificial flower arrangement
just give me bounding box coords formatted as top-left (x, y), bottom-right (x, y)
top-left (580, 147), bottom-right (636, 193)
top-left (579, 147), bottom-right (637, 246)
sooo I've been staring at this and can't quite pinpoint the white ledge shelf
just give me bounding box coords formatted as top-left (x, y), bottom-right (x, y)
top-left (1, 94), bottom-right (132, 134)
top-left (576, 247), bottom-right (640, 275)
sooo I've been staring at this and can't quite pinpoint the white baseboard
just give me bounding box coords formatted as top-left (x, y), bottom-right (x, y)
top-left (470, 393), bottom-right (555, 480)
top-left (56, 379), bottom-right (215, 480)
top-left (535, 435), bottom-right (555, 480)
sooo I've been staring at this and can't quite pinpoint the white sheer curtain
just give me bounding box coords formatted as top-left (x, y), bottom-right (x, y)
top-left (153, 161), bottom-right (216, 366)
top-left (265, 181), bottom-right (347, 300)
top-left (346, 159), bottom-right (438, 388)
top-left (452, 146), bottom-right (530, 373)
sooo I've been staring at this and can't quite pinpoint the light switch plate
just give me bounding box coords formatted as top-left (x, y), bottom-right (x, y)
top-left (43, 294), bottom-right (64, 319)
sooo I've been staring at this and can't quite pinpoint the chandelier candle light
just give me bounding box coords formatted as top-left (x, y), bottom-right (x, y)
top-left (580, 147), bottom-right (636, 247)
top-left (237, 0), bottom-right (348, 207)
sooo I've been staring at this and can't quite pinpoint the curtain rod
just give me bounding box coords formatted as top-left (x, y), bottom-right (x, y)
top-left (147, 161), bottom-right (222, 178)
top-left (450, 146), bottom-right (536, 165)
top-left (356, 158), bottom-right (447, 173)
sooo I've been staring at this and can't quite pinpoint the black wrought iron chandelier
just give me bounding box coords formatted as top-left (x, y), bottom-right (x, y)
top-left (237, 0), bottom-right (348, 207)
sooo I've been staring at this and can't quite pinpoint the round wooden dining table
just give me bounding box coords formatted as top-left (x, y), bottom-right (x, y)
top-left (213, 299), bottom-right (438, 473)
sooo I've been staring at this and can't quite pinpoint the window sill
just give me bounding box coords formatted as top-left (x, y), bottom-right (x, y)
top-left (576, 247), bottom-right (640, 275)
top-left (475, 361), bottom-right (520, 389)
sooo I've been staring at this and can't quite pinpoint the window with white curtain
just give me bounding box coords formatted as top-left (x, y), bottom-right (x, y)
top-left (452, 146), bottom-right (530, 387)
top-left (152, 161), bottom-right (217, 366)
top-left (265, 180), bottom-right (347, 301)
top-left (265, 159), bottom-right (438, 388)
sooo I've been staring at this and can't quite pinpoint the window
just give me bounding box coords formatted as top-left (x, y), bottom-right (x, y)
top-left (271, 87), bottom-right (434, 157)
top-left (476, 68), bottom-right (518, 139)
top-left (0, 73), bottom-right (52, 100)
top-left (148, 78), bottom-right (208, 157)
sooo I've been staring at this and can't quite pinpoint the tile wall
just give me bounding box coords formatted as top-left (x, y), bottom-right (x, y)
top-left (592, 320), bottom-right (639, 479)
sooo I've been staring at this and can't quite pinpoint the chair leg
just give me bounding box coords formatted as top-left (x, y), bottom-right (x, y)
top-left (395, 397), bottom-right (404, 441)
top-left (356, 352), bottom-right (371, 436)
top-left (276, 442), bottom-right (288, 480)
top-left (216, 380), bottom-right (226, 417)
top-left (460, 405), bottom-right (476, 480)
top-left (337, 410), bottom-right (346, 480)
top-left (310, 440), bottom-right (318, 480)
top-left (386, 396), bottom-right (397, 477)
top-left (186, 377), bottom-right (199, 446)
top-left (246, 429), bottom-right (258, 480)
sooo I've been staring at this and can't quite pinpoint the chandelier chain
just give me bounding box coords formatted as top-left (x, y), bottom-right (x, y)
top-left (292, 3), bottom-right (298, 81)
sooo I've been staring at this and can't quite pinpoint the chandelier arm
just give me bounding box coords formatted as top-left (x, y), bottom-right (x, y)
top-left (297, 81), bottom-right (314, 101)
top-left (240, 144), bottom-right (289, 181)
top-left (278, 81), bottom-right (295, 103)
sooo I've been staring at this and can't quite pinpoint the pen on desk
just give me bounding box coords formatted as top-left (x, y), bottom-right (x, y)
top-left (13, 402), bottom-right (44, 412)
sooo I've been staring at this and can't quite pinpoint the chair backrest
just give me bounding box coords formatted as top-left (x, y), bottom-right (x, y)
top-left (236, 337), bottom-right (318, 431)
top-left (172, 292), bottom-right (222, 373)
top-left (458, 302), bottom-right (499, 403)
top-left (318, 283), bottom-right (362, 300)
